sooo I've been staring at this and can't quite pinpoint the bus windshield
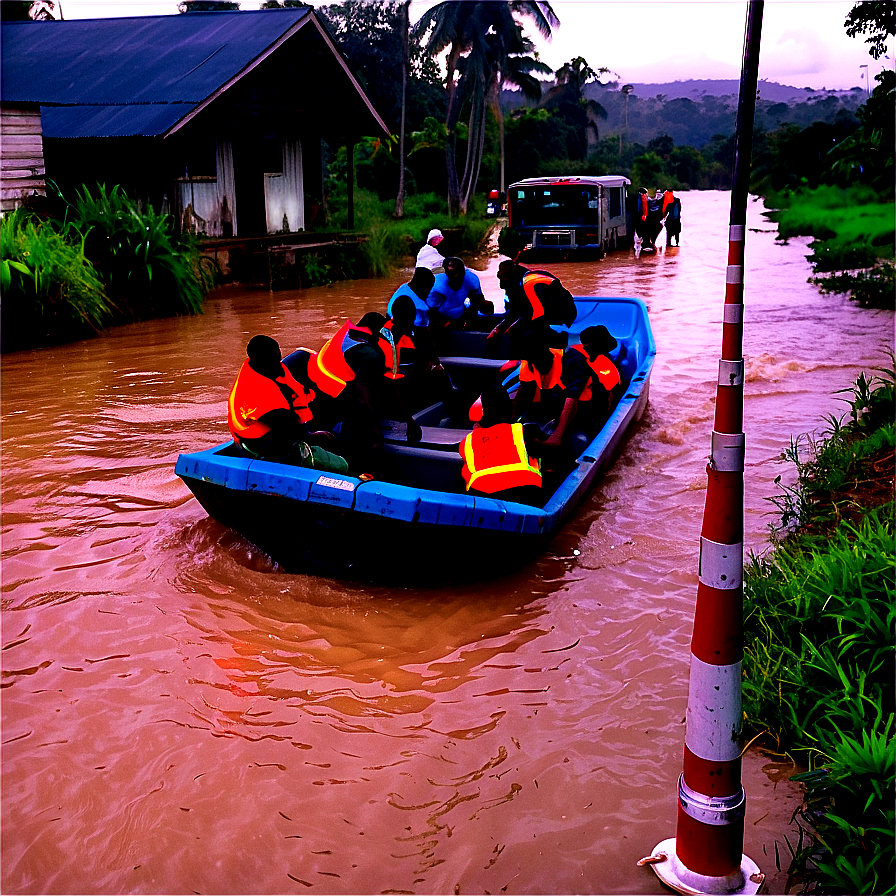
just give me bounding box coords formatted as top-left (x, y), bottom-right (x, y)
top-left (510, 186), bottom-right (601, 228)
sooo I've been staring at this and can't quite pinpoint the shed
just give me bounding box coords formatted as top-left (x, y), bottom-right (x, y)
top-left (0, 9), bottom-right (390, 236)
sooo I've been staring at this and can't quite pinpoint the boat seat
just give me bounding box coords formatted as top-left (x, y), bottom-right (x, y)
top-left (380, 418), bottom-right (469, 452)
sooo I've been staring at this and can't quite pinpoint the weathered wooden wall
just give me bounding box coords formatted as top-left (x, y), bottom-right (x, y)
top-left (1, 104), bottom-right (46, 211)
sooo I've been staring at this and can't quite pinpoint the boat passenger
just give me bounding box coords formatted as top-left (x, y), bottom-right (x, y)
top-left (459, 385), bottom-right (546, 506)
top-left (488, 262), bottom-right (575, 352)
top-left (228, 335), bottom-right (349, 472)
top-left (542, 325), bottom-right (622, 452)
top-left (416, 228), bottom-right (446, 272)
top-left (426, 257), bottom-right (494, 330)
top-left (511, 327), bottom-right (567, 427)
top-left (311, 313), bottom-right (423, 470)
top-left (386, 267), bottom-right (435, 328)
top-left (383, 295), bottom-right (451, 413)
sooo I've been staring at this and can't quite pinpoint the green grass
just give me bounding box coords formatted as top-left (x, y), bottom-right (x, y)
top-left (743, 362), bottom-right (895, 895)
top-left (322, 187), bottom-right (495, 277)
top-left (0, 208), bottom-right (114, 350)
top-left (764, 184), bottom-right (895, 310)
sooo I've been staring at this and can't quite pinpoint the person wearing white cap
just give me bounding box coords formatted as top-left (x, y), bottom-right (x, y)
top-left (416, 228), bottom-right (445, 272)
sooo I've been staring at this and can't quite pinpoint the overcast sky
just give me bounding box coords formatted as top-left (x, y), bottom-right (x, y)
top-left (56, 0), bottom-right (892, 91)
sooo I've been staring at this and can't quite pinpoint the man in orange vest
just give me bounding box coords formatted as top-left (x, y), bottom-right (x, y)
top-left (459, 385), bottom-right (546, 506)
top-left (487, 261), bottom-right (576, 353)
top-left (511, 327), bottom-right (568, 426)
top-left (228, 335), bottom-right (348, 472)
top-left (309, 313), bottom-right (423, 470)
top-left (542, 325), bottom-right (622, 452)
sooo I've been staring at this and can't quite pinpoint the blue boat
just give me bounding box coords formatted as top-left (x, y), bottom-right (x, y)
top-left (175, 296), bottom-right (656, 581)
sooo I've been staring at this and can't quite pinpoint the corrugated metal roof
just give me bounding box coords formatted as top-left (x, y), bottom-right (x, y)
top-left (40, 103), bottom-right (194, 139)
top-left (1, 9), bottom-right (312, 135)
top-left (2, 9), bottom-right (311, 105)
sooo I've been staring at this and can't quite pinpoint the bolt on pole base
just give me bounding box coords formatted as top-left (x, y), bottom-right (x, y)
top-left (641, 838), bottom-right (764, 895)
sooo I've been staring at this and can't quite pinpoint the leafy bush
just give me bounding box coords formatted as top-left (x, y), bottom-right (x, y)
top-left (0, 208), bottom-right (113, 350)
top-left (66, 184), bottom-right (209, 319)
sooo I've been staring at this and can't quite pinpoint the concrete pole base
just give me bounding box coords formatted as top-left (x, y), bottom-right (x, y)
top-left (641, 838), bottom-right (764, 895)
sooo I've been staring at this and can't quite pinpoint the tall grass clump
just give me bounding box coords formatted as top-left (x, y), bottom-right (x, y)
top-left (65, 184), bottom-right (210, 319)
top-left (743, 361), bottom-right (895, 894)
top-left (0, 208), bottom-right (113, 350)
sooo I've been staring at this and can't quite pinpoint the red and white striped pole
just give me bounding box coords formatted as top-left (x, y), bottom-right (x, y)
top-left (640, 2), bottom-right (765, 894)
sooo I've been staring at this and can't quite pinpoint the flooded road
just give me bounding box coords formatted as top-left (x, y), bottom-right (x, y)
top-left (2, 191), bottom-right (892, 894)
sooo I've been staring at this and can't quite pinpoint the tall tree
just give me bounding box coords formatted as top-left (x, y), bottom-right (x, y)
top-left (541, 56), bottom-right (609, 158)
top-left (845, 0), bottom-right (895, 58)
top-left (415, 0), bottom-right (557, 216)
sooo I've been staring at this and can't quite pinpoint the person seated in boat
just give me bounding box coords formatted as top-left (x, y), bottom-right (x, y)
top-left (487, 261), bottom-right (575, 353)
top-left (386, 267), bottom-right (436, 328)
top-left (310, 313), bottom-right (422, 470)
top-left (228, 335), bottom-right (349, 473)
top-left (459, 385), bottom-right (547, 507)
top-left (416, 228), bottom-right (446, 272)
top-left (386, 267), bottom-right (441, 371)
top-left (510, 327), bottom-right (568, 428)
top-left (426, 257), bottom-right (494, 331)
top-left (541, 325), bottom-right (623, 453)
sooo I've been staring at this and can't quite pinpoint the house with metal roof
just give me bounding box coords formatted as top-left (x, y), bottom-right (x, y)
top-left (0, 8), bottom-right (390, 237)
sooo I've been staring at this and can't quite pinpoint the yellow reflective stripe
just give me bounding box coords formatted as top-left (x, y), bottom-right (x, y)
top-left (316, 336), bottom-right (348, 391)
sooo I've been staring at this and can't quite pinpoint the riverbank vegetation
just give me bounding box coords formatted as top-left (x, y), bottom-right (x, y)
top-left (0, 186), bottom-right (211, 352)
top-left (742, 359), bottom-right (895, 894)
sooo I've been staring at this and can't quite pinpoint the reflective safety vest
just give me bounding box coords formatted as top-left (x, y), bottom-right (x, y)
top-left (571, 344), bottom-right (620, 401)
top-left (307, 320), bottom-right (373, 397)
top-left (379, 320), bottom-right (415, 379)
top-left (228, 359), bottom-right (314, 442)
top-left (662, 190), bottom-right (674, 216)
top-left (521, 272), bottom-right (555, 321)
top-left (460, 422), bottom-right (542, 494)
top-left (638, 192), bottom-right (649, 220)
top-left (518, 347), bottom-right (565, 401)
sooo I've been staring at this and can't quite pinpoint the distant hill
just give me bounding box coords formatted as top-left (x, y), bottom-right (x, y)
top-left (502, 78), bottom-right (865, 149)
top-left (626, 79), bottom-right (865, 103)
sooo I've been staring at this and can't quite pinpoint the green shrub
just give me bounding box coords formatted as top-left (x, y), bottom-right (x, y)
top-left (66, 183), bottom-right (208, 319)
top-left (0, 208), bottom-right (113, 349)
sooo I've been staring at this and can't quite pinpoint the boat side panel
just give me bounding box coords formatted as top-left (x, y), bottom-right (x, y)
top-left (175, 446), bottom-right (250, 491)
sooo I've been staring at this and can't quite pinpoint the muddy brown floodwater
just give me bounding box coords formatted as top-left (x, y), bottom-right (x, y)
top-left (2, 191), bottom-right (893, 895)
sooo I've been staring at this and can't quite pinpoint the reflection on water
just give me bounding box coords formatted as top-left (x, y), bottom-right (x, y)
top-left (2, 192), bottom-right (893, 894)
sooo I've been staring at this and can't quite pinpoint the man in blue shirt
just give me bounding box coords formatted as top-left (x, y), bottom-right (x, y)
top-left (426, 257), bottom-right (493, 327)
top-left (386, 267), bottom-right (435, 327)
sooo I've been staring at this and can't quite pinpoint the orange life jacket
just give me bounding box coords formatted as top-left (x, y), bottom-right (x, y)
top-left (380, 320), bottom-right (415, 379)
top-left (639, 192), bottom-right (649, 220)
top-left (460, 422), bottom-right (542, 494)
top-left (571, 344), bottom-right (621, 401)
top-left (518, 347), bottom-right (565, 402)
top-left (521, 272), bottom-right (555, 320)
top-left (662, 190), bottom-right (674, 216)
top-left (306, 320), bottom-right (366, 397)
top-left (228, 359), bottom-right (314, 442)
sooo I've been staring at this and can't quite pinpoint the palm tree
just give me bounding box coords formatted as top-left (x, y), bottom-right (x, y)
top-left (542, 56), bottom-right (610, 158)
top-left (415, 0), bottom-right (558, 216)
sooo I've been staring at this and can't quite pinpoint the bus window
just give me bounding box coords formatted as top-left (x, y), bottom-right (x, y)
top-left (609, 187), bottom-right (622, 219)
